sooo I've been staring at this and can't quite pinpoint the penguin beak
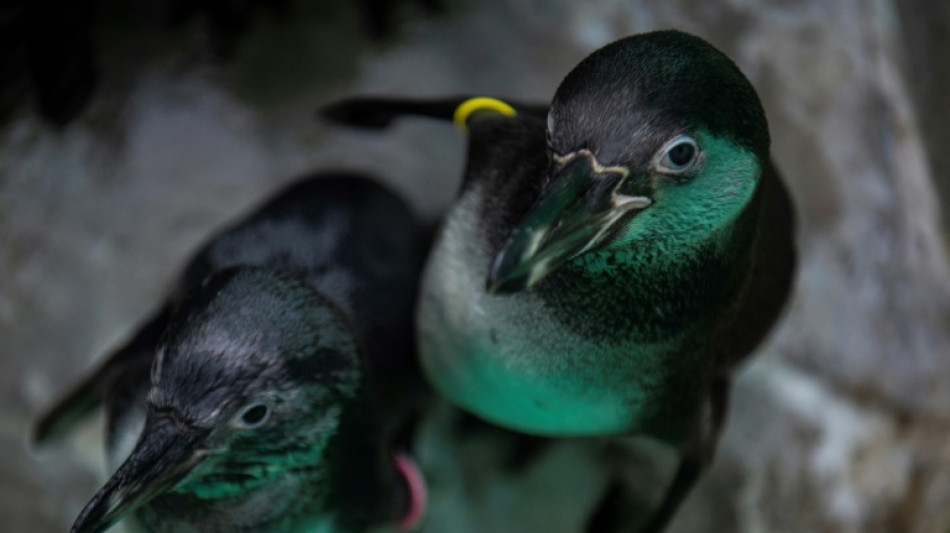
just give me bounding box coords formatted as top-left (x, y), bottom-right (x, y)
top-left (487, 152), bottom-right (651, 293)
top-left (70, 413), bottom-right (209, 533)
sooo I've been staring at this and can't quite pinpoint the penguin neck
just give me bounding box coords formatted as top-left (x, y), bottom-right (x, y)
top-left (538, 183), bottom-right (761, 346)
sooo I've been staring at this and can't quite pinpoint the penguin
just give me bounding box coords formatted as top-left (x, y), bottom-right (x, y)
top-left (33, 173), bottom-right (430, 533)
top-left (321, 30), bottom-right (797, 532)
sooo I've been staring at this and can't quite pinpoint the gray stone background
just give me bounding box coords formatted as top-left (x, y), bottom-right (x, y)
top-left (3, 0), bottom-right (950, 531)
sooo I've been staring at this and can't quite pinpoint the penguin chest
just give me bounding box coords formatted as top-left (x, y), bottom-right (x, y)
top-left (418, 201), bottom-right (683, 436)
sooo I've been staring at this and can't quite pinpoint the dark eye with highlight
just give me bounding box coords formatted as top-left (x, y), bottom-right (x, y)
top-left (236, 403), bottom-right (269, 428)
top-left (657, 135), bottom-right (700, 173)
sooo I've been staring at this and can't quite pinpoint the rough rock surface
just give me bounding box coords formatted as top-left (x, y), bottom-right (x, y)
top-left (3, 0), bottom-right (949, 531)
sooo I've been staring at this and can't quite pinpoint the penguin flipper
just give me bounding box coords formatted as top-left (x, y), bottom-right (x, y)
top-left (32, 306), bottom-right (170, 446)
top-left (638, 378), bottom-right (732, 533)
top-left (319, 96), bottom-right (548, 129)
top-left (31, 375), bottom-right (101, 448)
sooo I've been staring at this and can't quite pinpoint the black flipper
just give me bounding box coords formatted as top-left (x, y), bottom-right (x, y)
top-left (319, 95), bottom-right (548, 129)
top-left (32, 306), bottom-right (170, 446)
top-left (638, 378), bottom-right (732, 533)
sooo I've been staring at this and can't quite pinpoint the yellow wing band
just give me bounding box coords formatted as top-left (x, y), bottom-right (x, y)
top-left (453, 97), bottom-right (517, 132)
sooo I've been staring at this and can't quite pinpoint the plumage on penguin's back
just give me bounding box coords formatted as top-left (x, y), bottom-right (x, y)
top-left (176, 174), bottom-right (426, 375)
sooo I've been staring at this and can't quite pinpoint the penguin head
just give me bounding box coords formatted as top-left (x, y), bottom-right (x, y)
top-left (488, 30), bottom-right (769, 293)
top-left (70, 268), bottom-right (369, 533)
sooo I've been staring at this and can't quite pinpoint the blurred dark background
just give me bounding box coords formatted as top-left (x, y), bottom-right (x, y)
top-left (2, 1), bottom-right (949, 531)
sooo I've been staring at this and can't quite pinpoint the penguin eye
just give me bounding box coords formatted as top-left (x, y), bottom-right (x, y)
top-left (234, 403), bottom-right (270, 429)
top-left (656, 135), bottom-right (700, 173)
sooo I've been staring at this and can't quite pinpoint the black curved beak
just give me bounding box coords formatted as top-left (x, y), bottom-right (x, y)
top-left (70, 413), bottom-right (209, 533)
top-left (487, 152), bottom-right (651, 294)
